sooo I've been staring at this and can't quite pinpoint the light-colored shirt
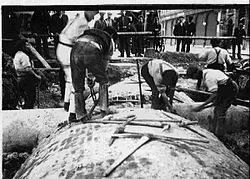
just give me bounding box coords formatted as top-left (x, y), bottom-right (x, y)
top-left (13, 51), bottom-right (31, 70)
top-left (60, 12), bottom-right (89, 44)
top-left (201, 69), bottom-right (229, 92)
top-left (148, 59), bottom-right (177, 92)
top-left (199, 47), bottom-right (232, 71)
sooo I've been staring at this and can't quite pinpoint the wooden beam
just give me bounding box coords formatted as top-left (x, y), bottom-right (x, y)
top-left (104, 136), bottom-right (150, 177)
top-left (85, 120), bottom-right (164, 128)
top-left (29, 45), bottom-right (51, 69)
top-left (34, 68), bottom-right (60, 72)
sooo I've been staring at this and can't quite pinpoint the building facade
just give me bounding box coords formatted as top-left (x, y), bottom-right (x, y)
top-left (159, 8), bottom-right (249, 46)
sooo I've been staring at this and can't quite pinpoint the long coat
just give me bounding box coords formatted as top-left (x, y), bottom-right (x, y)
top-left (185, 22), bottom-right (196, 44)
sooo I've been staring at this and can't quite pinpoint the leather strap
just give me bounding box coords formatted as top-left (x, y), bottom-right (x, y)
top-left (59, 41), bottom-right (74, 48)
top-left (78, 38), bottom-right (102, 50)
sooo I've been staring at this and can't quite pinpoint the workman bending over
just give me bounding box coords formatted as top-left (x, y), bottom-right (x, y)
top-left (13, 39), bottom-right (41, 109)
top-left (141, 59), bottom-right (178, 113)
top-left (200, 38), bottom-right (233, 72)
top-left (56, 11), bottom-right (98, 121)
top-left (70, 27), bottom-right (116, 122)
top-left (186, 65), bottom-right (239, 137)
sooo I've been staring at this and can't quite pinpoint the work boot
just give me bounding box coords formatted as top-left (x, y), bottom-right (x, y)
top-left (99, 83), bottom-right (109, 112)
top-left (208, 115), bottom-right (216, 134)
top-left (215, 117), bottom-right (226, 137)
top-left (64, 102), bottom-right (70, 112)
top-left (75, 92), bottom-right (87, 121)
top-left (68, 113), bottom-right (78, 123)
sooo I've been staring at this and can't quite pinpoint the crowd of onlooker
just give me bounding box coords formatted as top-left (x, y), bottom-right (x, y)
top-left (93, 10), bottom-right (161, 57)
top-left (3, 10), bottom-right (248, 60)
top-left (3, 10), bottom-right (163, 58)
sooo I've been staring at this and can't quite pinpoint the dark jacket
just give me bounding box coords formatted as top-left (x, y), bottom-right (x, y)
top-left (153, 23), bottom-right (161, 35)
top-left (31, 10), bottom-right (51, 34)
top-left (173, 22), bottom-right (186, 36)
top-left (185, 21), bottom-right (196, 44)
top-left (50, 13), bottom-right (68, 34)
top-left (233, 26), bottom-right (246, 44)
top-left (135, 21), bottom-right (144, 32)
top-left (116, 15), bottom-right (130, 32)
top-left (94, 19), bottom-right (107, 30)
top-left (185, 22), bottom-right (196, 36)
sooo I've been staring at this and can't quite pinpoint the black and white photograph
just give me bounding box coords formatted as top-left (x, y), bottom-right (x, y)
top-left (1, 1), bottom-right (249, 178)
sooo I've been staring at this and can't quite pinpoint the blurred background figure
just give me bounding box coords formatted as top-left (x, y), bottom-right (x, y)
top-left (152, 17), bottom-right (161, 52)
top-left (31, 10), bottom-right (51, 59)
top-left (2, 11), bottom-right (20, 40)
top-left (227, 19), bottom-right (234, 37)
top-left (232, 22), bottom-right (246, 59)
top-left (173, 16), bottom-right (186, 52)
top-left (50, 11), bottom-right (69, 52)
top-left (94, 12), bottom-right (107, 30)
top-left (50, 10), bottom-right (69, 101)
top-left (134, 15), bottom-right (145, 57)
top-left (184, 16), bottom-right (196, 53)
top-left (105, 12), bottom-right (115, 27)
top-left (116, 10), bottom-right (131, 57)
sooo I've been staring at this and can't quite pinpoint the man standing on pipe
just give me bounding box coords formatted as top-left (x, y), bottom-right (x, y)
top-left (186, 65), bottom-right (239, 138)
top-left (70, 27), bottom-right (116, 122)
top-left (141, 59), bottom-right (178, 113)
top-left (56, 11), bottom-right (98, 122)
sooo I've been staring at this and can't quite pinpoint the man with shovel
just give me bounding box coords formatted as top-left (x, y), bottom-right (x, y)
top-left (186, 65), bottom-right (239, 137)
